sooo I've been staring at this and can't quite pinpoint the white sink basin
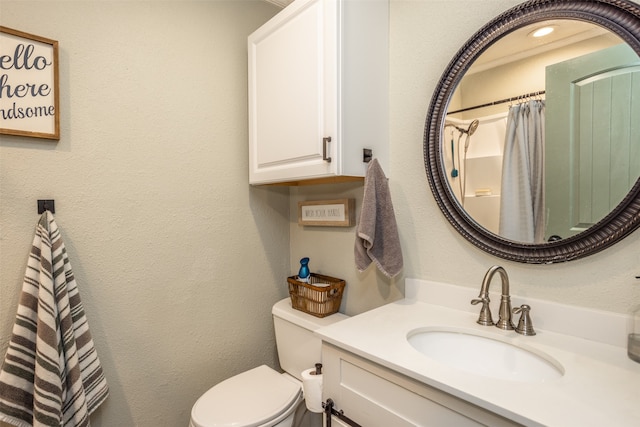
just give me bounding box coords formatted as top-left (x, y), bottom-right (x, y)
top-left (407, 328), bottom-right (564, 382)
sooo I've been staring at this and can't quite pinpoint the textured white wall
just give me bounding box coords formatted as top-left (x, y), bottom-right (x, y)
top-left (0, 1), bottom-right (285, 426)
top-left (2, 0), bottom-right (640, 426)
top-left (291, 0), bottom-right (640, 317)
top-left (390, 0), bottom-right (639, 313)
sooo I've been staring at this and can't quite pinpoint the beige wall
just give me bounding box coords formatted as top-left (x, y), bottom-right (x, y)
top-left (392, 0), bottom-right (637, 313)
top-left (0, 1), bottom-right (285, 426)
top-left (290, 182), bottom-right (405, 315)
top-left (2, 1), bottom-right (640, 426)
top-left (291, 0), bottom-right (640, 318)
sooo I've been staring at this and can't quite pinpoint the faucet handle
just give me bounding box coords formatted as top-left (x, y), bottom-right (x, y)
top-left (512, 304), bottom-right (536, 336)
top-left (471, 297), bottom-right (494, 326)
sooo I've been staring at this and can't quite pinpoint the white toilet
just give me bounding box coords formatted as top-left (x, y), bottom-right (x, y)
top-left (189, 298), bottom-right (348, 427)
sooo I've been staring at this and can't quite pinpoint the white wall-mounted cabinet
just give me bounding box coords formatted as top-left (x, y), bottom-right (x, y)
top-left (248, 0), bottom-right (388, 185)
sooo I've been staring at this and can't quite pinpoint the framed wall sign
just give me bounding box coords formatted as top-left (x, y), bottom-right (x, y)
top-left (298, 199), bottom-right (355, 227)
top-left (0, 26), bottom-right (60, 140)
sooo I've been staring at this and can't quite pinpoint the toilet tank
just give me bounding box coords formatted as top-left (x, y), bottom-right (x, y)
top-left (272, 298), bottom-right (348, 381)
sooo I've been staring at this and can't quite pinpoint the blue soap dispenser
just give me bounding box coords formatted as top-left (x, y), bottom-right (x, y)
top-left (298, 257), bottom-right (310, 283)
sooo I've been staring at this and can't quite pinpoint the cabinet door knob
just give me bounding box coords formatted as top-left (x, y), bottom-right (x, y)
top-left (323, 137), bottom-right (332, 163)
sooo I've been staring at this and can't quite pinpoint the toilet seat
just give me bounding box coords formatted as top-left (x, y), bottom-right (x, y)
top-left (190, 365), bottom-right (302, 427)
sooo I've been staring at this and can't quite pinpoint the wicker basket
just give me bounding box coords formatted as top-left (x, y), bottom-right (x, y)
top-left (287, 273), bottom-right (345, 318)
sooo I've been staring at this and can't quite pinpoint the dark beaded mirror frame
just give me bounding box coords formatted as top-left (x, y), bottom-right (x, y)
top-left (425, 0), bottom-right (640, 263)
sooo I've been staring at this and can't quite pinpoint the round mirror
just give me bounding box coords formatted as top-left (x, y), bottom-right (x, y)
top-left (425, 0), bottom-right (640, 264)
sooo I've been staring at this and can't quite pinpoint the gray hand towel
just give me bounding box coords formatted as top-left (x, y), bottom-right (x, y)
top-left (354, 159), bottom-right (403, 278)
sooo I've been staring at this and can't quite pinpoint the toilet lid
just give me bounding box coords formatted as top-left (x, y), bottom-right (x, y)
top-left (191, 365), bottom-right (301, 427)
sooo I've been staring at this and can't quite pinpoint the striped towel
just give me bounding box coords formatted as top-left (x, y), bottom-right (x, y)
top-left (0, 212), bottom-right (109, 427)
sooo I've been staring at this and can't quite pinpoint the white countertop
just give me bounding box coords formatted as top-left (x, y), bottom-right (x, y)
top-left (315, 279), bottom-right (640, 427)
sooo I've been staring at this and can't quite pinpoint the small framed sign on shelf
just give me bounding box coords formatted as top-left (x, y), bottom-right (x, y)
top-left (0, 26), bottom-right (60, 140)
top-left (298, 199), bottom-right (355, 227)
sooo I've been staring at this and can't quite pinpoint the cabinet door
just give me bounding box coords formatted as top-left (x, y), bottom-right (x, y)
top-left (322, 344), bottom-right (522, 427)
top-left (248, 0), bottom-right (338, 184)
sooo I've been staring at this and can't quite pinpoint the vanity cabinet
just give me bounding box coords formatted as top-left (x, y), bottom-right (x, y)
top-left (322, 343), bottom-right (521, 427)
top-left (247, 0), bottom-right (388, 185)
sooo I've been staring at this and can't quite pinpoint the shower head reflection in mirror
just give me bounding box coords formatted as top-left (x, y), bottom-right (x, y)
top-left (444, 119), bottom-right (481, 208)
top-left (445, 119), bottom-right (479, 136)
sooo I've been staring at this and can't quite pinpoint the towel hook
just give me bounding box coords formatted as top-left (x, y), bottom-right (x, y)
top-left (362, 148), bottom-right (373, 163)
top-left (37, 199), bottom-right (55, 214)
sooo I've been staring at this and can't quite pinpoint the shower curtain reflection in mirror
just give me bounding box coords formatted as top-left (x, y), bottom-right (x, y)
top-left (499, 100), bottom-right (546, 243)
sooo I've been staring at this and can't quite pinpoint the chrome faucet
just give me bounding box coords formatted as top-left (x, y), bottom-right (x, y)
top-left (471, 266), bottom-right (514, 330)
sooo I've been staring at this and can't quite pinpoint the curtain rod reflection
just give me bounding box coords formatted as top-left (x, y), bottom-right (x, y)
top-left (447, 90), bottom-right (545, 115)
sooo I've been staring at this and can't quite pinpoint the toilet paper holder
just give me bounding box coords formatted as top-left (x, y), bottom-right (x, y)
top-left (302, 364), bottom-right (324, 414)
top-left (323, 398), bottom-right (362, 427)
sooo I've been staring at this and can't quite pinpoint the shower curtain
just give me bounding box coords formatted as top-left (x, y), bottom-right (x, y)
top-left (499, 100), bottom-right (545, 243)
